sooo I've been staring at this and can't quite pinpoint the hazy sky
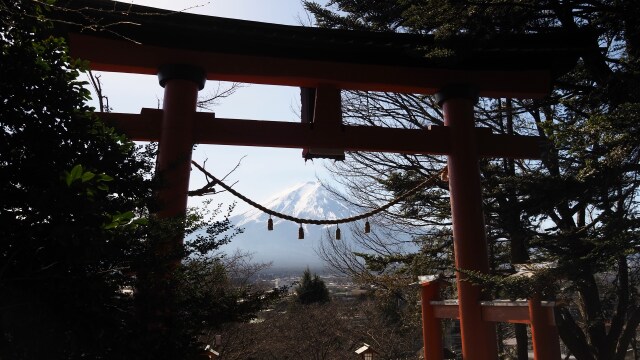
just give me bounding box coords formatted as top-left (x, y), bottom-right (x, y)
top-left (86, 0), bottom-right (334, 215)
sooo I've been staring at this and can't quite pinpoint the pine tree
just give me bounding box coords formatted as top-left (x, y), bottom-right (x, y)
top-left (295, 268), bottom-right (330, 304)
top-left (305, 1), bottom-right (640, 359)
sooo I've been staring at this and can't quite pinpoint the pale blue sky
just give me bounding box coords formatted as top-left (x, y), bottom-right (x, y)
top-left (86, 0), bottom-right (333, 214)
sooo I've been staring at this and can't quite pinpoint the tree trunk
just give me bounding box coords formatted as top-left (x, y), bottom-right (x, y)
top-left (504, 98), bottom-right (531, 360)
top-left (556, 307), bottom-right (595, 360)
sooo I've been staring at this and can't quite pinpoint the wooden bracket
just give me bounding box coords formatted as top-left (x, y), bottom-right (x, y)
top-left (301, 85), bottom-right (345, 160)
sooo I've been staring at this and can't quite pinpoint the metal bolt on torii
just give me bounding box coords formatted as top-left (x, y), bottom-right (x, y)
top-left (52, 1), bottom-right (589, 358)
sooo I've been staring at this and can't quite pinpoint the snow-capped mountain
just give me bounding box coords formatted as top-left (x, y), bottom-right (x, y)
top-left (222, 182), bottom-right (354, 271)
top-left (236, 182), bottom-right (352, 227)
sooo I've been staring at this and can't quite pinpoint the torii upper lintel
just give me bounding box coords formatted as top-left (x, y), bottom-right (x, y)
top-left (53, 0), bottom-right (590, 98)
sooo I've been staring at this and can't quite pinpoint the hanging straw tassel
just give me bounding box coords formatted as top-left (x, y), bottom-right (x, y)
top-left (298, 224), bottom-right (304, 239)
top-left (364, 220), bottom-right (371, 234)
top-left (335, 225), bottom-right (341, 240)
top-left (267, 216), bottom-right (274, 231)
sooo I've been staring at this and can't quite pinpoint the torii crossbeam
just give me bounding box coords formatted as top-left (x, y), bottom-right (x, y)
top-left (52, 1), bottom-right (590, 359)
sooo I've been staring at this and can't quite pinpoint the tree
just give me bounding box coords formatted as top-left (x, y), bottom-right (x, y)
top-left (0, 2), bottom-right (279, 358)
top-left (305, 1), bottom-right (640, 359)
top-left (132, 202), bottom-right (285, 358)
top-left (217, 298), bottom-right (423, 359)
top-left (295, 268), bottom-right (331, 304)
top-left (0, 1), bottom-right (154, 357)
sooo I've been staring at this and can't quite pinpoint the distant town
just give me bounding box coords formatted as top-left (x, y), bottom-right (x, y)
top-left (251, 268), bottom-right (370, 299)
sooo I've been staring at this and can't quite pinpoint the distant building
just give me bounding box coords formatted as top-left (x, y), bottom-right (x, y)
top-left (355, 343), bottom-right (377, 359)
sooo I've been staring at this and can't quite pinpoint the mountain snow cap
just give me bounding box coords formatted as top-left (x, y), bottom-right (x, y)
top-left (235, 181), bottom-right (351, 226)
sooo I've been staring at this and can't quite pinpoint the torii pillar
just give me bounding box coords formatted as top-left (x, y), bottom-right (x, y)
top-left (437, 86), bottom-right (498, 359)
top-left (155, 64), bottom-right (205, 224)
top-left (140, 64), bottom-right (205, 336)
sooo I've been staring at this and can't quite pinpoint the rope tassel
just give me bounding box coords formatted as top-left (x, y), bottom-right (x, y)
top-left (364, 220), bottom-right (371, 234)
top-left (298, 224), bottom-right (304, 239)
top-left (267, 216), bottom-right (274, 231)
top-left (335, 225), bottom-right (341, 240)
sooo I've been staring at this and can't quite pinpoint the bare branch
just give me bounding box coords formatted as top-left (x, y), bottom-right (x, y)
top-left (197, 82), bottom-right (246, 111)
top-left (189, 157), bottom-right (245, 197)
top-left (86, 70), bottom-right (110, 113)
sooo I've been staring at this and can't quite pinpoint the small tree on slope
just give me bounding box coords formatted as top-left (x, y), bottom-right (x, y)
top-left (295, 268), bottom-right (330, 305)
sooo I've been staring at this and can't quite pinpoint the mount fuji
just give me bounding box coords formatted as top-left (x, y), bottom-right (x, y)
top-left (221, 182), bottom-right (354, 271)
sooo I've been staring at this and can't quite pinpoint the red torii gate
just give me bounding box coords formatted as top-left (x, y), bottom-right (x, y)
top-left (54, 1), bottom-right (589, 359)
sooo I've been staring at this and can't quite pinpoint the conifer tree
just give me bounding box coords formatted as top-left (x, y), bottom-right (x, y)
top-left (305, 1), bottom-right (640, 359)
top-left (295, 268), bottom-right (330, 304)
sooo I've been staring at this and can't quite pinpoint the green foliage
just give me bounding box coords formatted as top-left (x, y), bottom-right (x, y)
top-left (354, 252), bottom-right (414, 273)
top-left (0, 2), bottom-right (275, 358)
top-left (295, 268), bottom-right (330, 304)
top-left (175, 256), bottom-right (284, 332)
top-left (121, 196), bottom-right (279, 357)
top-left (306, 1), bottom-right (640, 359)
top-left (304, 0), bottom-right (409, 31)
top-left (0, 1), bottom-right (155, 358)
top-left (462, 269), bottom-right (559, 300)
top-left (174, 203), bottom-right (283, 332)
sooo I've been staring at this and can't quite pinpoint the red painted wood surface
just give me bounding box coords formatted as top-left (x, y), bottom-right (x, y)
top-left (155, 80), bottom-right (199, 221)
top-left (421, 281), bottom-right (444, 360)
top-left (429, 301), bottom-right (556, 325)
top-left (529, 297), bottom-right (562, 359)
top-left (68, 33), bottom-right (552, 99)
top-left (443, 95), bottom-right (497, 360)
top-left (99, 110), bottom-right (543, 159)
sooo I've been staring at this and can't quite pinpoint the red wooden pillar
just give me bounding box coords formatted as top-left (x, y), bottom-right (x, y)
top-left (437, 86), bottom-right (498, 360)
top-left (156, 64), bottom-right (206, 222)
top-left (529, 295), bottom-right (561, 359)
top-left (421, 280), bottom-right (444, 360)
top-left (138, 64), bottom-right (205, 343)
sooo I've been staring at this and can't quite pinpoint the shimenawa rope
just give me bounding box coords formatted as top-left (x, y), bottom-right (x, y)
top-left (190, 161), bottom-right (446, 226)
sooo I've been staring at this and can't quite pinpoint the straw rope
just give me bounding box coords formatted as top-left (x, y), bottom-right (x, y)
top-left (190, 161), bottom-right (446, 225)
